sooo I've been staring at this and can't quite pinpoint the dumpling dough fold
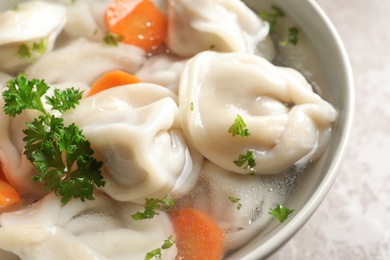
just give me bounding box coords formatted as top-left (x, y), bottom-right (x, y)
top-left (179, 51), bottom-right (338, 174)
top-left (166, 0), bottom-right (269, 57)
top-left (63, 83), bottom-right (202, 203)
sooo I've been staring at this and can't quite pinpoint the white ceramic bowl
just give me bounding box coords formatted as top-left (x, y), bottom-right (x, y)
top-left (0, 0), bottom-right (353, 259)
top-left (227, 0), bottom-right (354, 259)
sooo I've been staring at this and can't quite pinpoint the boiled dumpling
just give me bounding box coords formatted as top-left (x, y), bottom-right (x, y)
top-left (0, 1), bottom-right (66, 74)
top-left (165, 0), bottom-right (269, 57)
top-left (179, 51), bottom-right (338, 174)
top-left (135, 54), bottom-right (188, 94)
top-left (25, 38), bottom-right (146, 85)
top-left (62, 83), bottom-right (203, 203)
top-left (0, 193), bottom-right (177, 259)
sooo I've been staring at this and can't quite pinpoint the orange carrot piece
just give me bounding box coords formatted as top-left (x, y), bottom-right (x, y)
top-left (86, 70), bottom-right (140, 97)
top-left (0, 178), bottom-right (21, 208)
top-left (171, 208), bottom-right (224, 260)
top-left (105, 0), bottom-right (167, 52)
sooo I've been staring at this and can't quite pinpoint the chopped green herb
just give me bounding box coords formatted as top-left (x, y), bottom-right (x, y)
top-left (161, 235), bottom-right (175, 249)
top-left (190, 102), bottom-right (194, 111)
top-left (145, 248), bottom-right (161, 260)
top-left (228, 114), bottom-right (250, 137)
top-left (259, 5), bottom-right (285, 33)
top-left (131, 195), bottom-right (175, 220)
top-left (228, 196), bottom-right (242, 210)
top-left (279, 26), bottom-right (299, 46)
top-left (32, 39), bottom-right (48, 54)
top-left (17, 44), bottom-right (32, 60)
top-left (92, 28), bottom-right (99, 36)
top-left (145, 235), bottom-right (175, 260)
top-left (234, 150), bottom-right (256, 173)
top-left (103, 32), bottom-right (123, 46)
top-left (12, 5), bottom-right (19, 11)
top-left (2, 75), bottom-right (105, 204)
top-left (17, 39), bottom-right (48, 62)
top-left (268, 204), bottom-right (295, 223)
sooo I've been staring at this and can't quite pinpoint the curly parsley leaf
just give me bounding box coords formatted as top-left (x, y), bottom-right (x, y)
top-left (234, 150), bottom-right (256, 174)
top-left (2, 75), bottom-right (104, 204)
top-left (228, 114), bottom-right (250, 137)
top-left (268, 204), bottom-right (295, 223)
top-left (132, 195), bottom-right (175, 220)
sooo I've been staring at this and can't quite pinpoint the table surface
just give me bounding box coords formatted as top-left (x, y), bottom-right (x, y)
top-left (269, 0), bottom-right (390, 259)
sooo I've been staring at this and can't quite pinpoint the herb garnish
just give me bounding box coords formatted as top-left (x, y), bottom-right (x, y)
top-left (279, 27), bottom-right (299, 46)
top-left (259, 5), bottom-right (300, 46)
top-left (2, 75), bottom-right (104, 204)
top-left (131, 195), bottom-right (175, 220)
top-left (103, 32), bottom-right (123, 46)
top-left (145, 235), bottom-right (175, 260)
top-left (268, 204), bottom-right (295, 223)
top-left (234, 150), bottom-right (256, 174)
top-left (17, 39), bottom-right (48, 62)
top-left (228, 196), bottom-right (242, 210)
top-left (228, 114), bottom-right (250, 137)
top-left (259, 5), bottom-right (285, 33)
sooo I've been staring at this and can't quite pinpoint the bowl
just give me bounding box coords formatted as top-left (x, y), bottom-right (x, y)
top-left (227, 0), bottom-right (354, 259)
top-left (0, 0), bottom-right (354, 259)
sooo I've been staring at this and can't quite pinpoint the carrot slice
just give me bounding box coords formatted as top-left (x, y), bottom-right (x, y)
top-left (86, 70), bottom-right (140, 97)
top-left (0, 174), bottom-right (21, 208)
top-left (105, 0), bottom-right (167, 52)
top-left (171, 208), bottom-right (224, 260)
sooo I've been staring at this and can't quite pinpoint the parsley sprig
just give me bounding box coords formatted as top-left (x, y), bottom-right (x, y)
top-left (2, 75), bottom-right (104, 204)
top-left (268, 204), bottom-right (295, 223)
top-left (132, 195), bottom-right (175, 220)
top-left (234, 150), bottom-right (256, 174)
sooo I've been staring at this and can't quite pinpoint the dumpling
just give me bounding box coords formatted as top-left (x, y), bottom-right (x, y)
top-left (0, 1), bottom-right (66, 74)
top-left (135, 53), bottom-right (188, 94)
top-left (0, 193), bottom-right (177, 259)
top-left (54, 0), bottom-right (113, 46)
top-left (62, 83), bottom-right (203, 203)
top-left (165, 0), bottom-right (269, 57)
top-left (179, 51), bottom-right (338, 174)
top-left (25, 38), bottom-right (146, 85)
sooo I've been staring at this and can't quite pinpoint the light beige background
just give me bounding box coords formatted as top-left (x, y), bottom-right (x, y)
top-left (269, 0), bottom-right (390, 259)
